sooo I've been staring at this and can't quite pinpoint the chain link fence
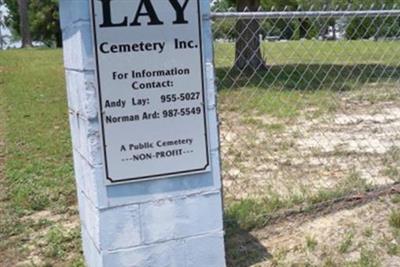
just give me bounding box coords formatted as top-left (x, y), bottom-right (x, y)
top-left (212, 7), bottom-right (400, 226)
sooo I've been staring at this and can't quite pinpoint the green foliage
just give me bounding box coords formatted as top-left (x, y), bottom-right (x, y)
top-left (346, 17), bottom-right (400, 40)
top-left (219, 0), bottom-right (400, 10)
top-left (0, 1), bottom-right (6, 28)
top-left (3, 0), bottom-right (61, 47)
top-left (212, 0), bottom-right (400, 41)
top-left (30, 0), bottom-right (61, 47)
top-left (3, 0), bottom-right (18, 36)
top-left (213, 20), bottom-right (237, 40)
top-left (212, 0), bottom-right (233, 11)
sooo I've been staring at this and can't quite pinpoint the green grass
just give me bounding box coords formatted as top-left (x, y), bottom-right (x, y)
top-left (0, 49), bottom-right (80, 265)
top-left (338, 231), bottom-right (354, 254)
top-left (225, 171), bottom-right (369, 231)
top-left (387, 242), bottom-right (400, 256)
top-left (389, 210), bottom-right (400, 229)
top-left (306, 235), bottom-right (318, 251)
top-left (215, 40), bottom-right (400, 68)
top-left (220, 87), bottom-right (337, 118)
top-left (44, 226), bottom-right (81, 259)
top-left (216, 40), bottom-right (400, 119)
top-left (224, 171), bottom-right (371, 266)
top-left (0, 49), bottom-right (74, 212)
top-left (363, 227), bottom-right (373, 238)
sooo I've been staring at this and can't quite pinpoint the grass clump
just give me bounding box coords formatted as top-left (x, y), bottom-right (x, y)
top-left (323, 257), bottom-right (341, 267)
top-left (310, 171), bottom-right (368, 204)
top-left (346, 249), bottom-right (381, 267)
top-left (225, 171), bottom-right (369, 231)
top-left (382, 146), bottom-right (400, 181)
top-left (363, 227), bottom-right (373, 238)
top-left (305, 235), bottom-right (318, 251)
top-left (338, 231), bottom-right (354, 254)
top-left (225, 194), bottom-right (294, 231)
top-left (45, 226), bottom-right (81, 259)
top-left (389, 210), bottom-right (400, 229)
top-left (387, 242), bottom-right (400, 256)
top-left (391, 195), bottom-right (400, 204)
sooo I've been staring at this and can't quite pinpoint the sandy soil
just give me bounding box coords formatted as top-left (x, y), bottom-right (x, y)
top-left (221, 86), bottom-right (400, 266)
top-left (250, 195), bottom-right (400, 266)
top-left (15, 209), bottom-right (80, 267)
top-left (220, 88), bottom-right (400, 201)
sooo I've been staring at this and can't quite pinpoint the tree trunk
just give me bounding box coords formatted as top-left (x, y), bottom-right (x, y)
top-left (55, 29), bottom-right (62, 48)
top-left (18, 0), bottom-right (32, 48)
top-left (299, 18), bottom-right (309, 39)
top-left (235, 0), bottom-right (266, 71)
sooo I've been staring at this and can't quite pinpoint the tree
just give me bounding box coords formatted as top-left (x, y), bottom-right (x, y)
top-left (18, 0), bottom-right (31, 47)
top-left (29, 0), bottom-right (61, 47)
top-left (3, 0), bottom-right (61, 47)
top-left (212, 0), bottom-right (232, 11)
top-left (226, 0), bottom-right (267, 71)
top-left (225, 0), bottom-right (299, 71)
top-left (216, 0), bottom-right (400, 70)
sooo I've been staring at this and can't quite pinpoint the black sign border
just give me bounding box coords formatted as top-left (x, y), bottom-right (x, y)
top-left (89, 0), bottom-right (210, 183)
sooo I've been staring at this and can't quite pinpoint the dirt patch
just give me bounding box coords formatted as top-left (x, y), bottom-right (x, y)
top-left (247, 195), bottom-right (400, 266)
top-left (221, 85), bottom-right (400, 265)
top-left (15, 208), bottom-right (80, 267)
top-left (220, 88), bottom-right (400, 201)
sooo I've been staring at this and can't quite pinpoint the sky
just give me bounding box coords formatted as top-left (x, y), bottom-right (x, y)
top-left (1, 4), bottom-right (21, 49)
top-left (0, 4), bottom-right (12, 48)
top-left (0, 4), bottom-right (9, 34)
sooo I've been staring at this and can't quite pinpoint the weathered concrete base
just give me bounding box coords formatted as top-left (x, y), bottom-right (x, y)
top-left (79, 189), bottom-right (225, 267)
top-left (82, 229), bottom-right (225, 267)
top-left (59, 0), bottom-right (226, 266)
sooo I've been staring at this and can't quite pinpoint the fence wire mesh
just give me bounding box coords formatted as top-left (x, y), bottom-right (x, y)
top-left (212, 7), bottom-right (400, 218)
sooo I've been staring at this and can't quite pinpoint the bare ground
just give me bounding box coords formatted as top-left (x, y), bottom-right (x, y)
top-left (250, 194), bottom-right (400, 266)
top-left (220, 87), bottom-right (400, 201)
top-left (221, 85), bottom-right (400, 266)
top-left (15, 209), bottom-right (80, 267)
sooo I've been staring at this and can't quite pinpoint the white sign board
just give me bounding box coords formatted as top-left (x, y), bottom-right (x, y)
top-left (90, 0), bottom-right (210, 184)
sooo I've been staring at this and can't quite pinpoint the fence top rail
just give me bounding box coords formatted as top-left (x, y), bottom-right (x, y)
top-left (210, 10), bottom-right (400, 20)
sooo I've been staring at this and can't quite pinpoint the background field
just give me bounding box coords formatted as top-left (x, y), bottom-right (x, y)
top-left (0, 41), bottom-right (399, 266)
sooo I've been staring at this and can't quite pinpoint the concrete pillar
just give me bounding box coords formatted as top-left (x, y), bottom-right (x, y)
top-left (59, 0), bottom-right (225, 266)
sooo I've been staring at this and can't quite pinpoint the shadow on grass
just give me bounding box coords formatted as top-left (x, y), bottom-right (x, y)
top-left (216, 64), bottom-right (400, 91)
top-left (225, 214), bottom-right (272, 267)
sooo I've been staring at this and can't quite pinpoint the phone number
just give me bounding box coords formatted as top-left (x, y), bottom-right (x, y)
top-left (160, 92), bottom-right (201, 103)
top-left (162, 107), bottom-right (202, 118)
